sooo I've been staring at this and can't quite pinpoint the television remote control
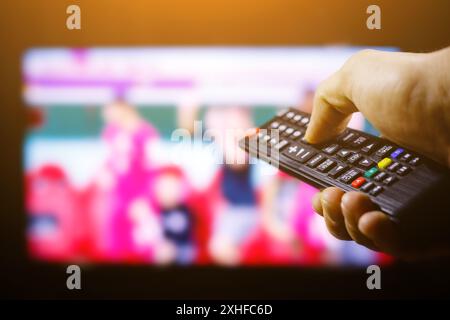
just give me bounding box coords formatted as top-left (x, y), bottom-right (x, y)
top-left (240, 108), bottom-right (450, 246)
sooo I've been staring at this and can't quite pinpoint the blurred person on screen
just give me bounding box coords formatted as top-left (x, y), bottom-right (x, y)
top-left (204, 107), bottom-right (260, 266)
top-left (258, 172), bottom-right (327, 264)
top-left (26, 165), bottom-right (82, 261)
top-left (150, 166), bottom-right (197, 264)
top-left (100, 100), bottom-right (159, 261)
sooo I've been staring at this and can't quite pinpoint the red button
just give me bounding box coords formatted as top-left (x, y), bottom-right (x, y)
top-left (351, 176), bottom-right (366, 188)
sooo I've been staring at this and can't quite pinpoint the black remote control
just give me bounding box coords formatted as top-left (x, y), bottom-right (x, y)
top-left (240, 108), bottom-right (450, 248)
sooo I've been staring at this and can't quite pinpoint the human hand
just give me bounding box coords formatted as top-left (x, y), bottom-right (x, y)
top-left (305, 48), bottom-right (450, 258)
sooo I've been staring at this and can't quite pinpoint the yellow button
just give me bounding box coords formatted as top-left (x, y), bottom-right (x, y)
top-left (378, 158), bottom-right (392, 169)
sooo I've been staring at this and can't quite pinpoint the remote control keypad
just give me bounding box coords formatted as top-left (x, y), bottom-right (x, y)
top-left (249, 109), bottom-right (421, 198)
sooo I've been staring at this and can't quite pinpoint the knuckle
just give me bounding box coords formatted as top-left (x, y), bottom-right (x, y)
top-left (353, 49), bottom-right (376, 60)
top-left (313, 84), bottom-right (327, 102)
top-left (342, 49), bottom-right (374, 73)
top-left (329, 228), bottom-right (350, 241)
top-left (325, 219), bottom-right (348, 240)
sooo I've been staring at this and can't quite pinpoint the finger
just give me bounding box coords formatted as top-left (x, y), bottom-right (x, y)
top-left (312, 191), bottom-right (323, 216)
top-left (321, 187), bottom-right (351, 240)
top-left (304, 72), bottom-right (357, 144)
top-left (360, 211), bottom-right (450, 259)
top-left (358, 211), bottom-right (402, 255)
top-left (341, 191), bottom-right (379, 250)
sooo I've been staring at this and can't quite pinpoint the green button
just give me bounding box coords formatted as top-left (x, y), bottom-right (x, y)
top-left (364, 167), bottom-right (378, 178)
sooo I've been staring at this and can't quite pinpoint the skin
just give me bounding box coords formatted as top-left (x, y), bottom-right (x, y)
top-left (304, 47), bottom-right (450, 259)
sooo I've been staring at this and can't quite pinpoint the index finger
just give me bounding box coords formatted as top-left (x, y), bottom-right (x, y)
top-left (304, 72), bottom-right (357, 144)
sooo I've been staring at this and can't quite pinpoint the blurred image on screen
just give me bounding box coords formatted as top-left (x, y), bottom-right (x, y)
top-left (23, 47), bottom-right (394, 266)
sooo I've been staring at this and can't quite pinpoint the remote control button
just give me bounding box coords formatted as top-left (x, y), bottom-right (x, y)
top-left (383, 175), bottom-right (397, 185)
top-left (364, 167), bottom-right (379, 178)
top-left (270, 121), bottom-right (280, 129)
top-left (274, 140), bottom-right (289, 150)
top-left (328, 164), bottom-right (348, 178)
top-left (400, 153), bottom-right (412, 162)
top-left (283, 127), bottom-right (295, 136)
top-left (409, 157), bottom-right (421, 166)
top-left (277, 109), bottom-right (289, 117)
top-left (316, 159), bottom-right (336, 173)
top-left (283, 145), bottom-right (316, 164)
top-left (377, 158), bottom-right (392, 169)
top-left (351, 136), bottom-right (368, 148)
top-left (340, 132), bottom-right (357, 144)
top-left (285, 111), bottom-right (295, 119)
top-left (358, 158), bottom-right (374, 169)
top-left (390, 148), bottom-right (404, 159)
top-left (292, 130), bottom-right (303, 139)
top-left (369, 185), bottom-right (384, 196)
top-left (278, 124), bottom-right (287, 132)
top-left (285, 144), bottom-right (301, 155)
top-left (360, 181), bottom-right (375, 192)
top-left (373, 171), bottom-right (387, 181)
top-left (270, 138), bottom-right (277, 145)
top-left (387, 162), bottom-right (400, 172)
top-left (347, 153), bottom-right (362, 164)
top-left (322, 143), bottom-right (340, 155)
top-left (351, 176), bottom-right (366, 188)
top-left (293, 114), bottom-right (302, 122)
top-left (337, 149), bottom-right (352, 159)
top-left (300, 117), bottom-right (309, 127)
top-left (361, 142), bottom-right (378, 155)
top-left (263, 135), bottom-right (271, 142)
top-left (297, 150), bottom-right (316, 163)
top-left (307, 154), bottom-right (326, 168)
top-left (338, 169), bottom-right (361, 184)
top-left (376, 145), bottom-right (394, 157)
top-left (397, 165), bottom-right (411, 176)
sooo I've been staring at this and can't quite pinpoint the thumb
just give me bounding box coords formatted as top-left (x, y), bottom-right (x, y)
top-left (304, 72), bottom-right (358, 144)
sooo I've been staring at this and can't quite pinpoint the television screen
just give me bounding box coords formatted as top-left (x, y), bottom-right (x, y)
top-left (23, 47), bottom-right (394, 266)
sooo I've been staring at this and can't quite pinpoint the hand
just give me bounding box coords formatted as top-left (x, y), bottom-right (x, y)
top-left (305, 48), bottom-right (450, 258)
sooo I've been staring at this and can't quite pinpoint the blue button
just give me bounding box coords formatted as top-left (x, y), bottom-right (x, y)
top-left (390, 148), bottom-right (404, 159)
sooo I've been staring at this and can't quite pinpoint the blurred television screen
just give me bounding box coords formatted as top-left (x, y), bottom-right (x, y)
top-left (23, 47), bottom-right (394, 266)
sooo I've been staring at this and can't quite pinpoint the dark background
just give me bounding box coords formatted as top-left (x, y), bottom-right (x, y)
top-left (0, 0), bottom-right (450, 299)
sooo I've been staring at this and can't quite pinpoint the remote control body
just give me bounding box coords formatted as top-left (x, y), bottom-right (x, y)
top-left (240, 108), bottom-right (450, 247)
